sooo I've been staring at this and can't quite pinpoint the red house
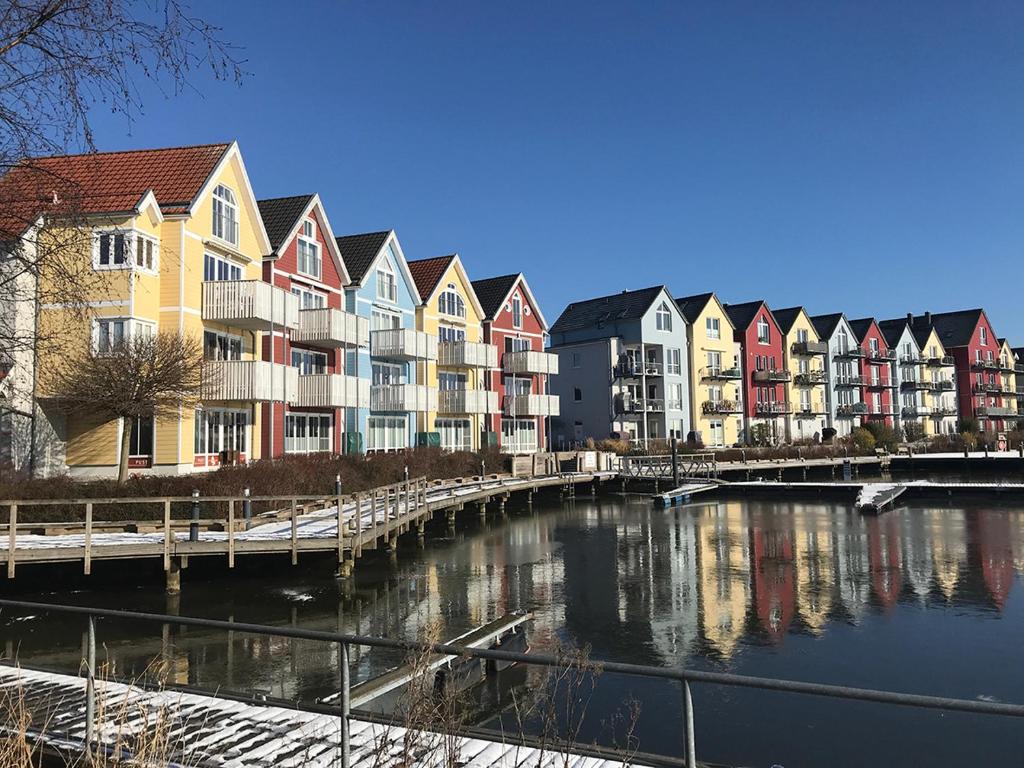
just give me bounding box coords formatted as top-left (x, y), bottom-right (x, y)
top-left (257, 194), bottom-right (367, 457)
top-left (723, 300), bottom-right (788, 444)
top-left (849, 318), bottom-right (896, 428)
top-left (913, 309), bottom-right (1007, 431)
top-left (471, 273), bottom-right (558, 453)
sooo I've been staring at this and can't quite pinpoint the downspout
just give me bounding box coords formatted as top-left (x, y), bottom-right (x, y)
top-left (27, 252), bottom-right (41, 478)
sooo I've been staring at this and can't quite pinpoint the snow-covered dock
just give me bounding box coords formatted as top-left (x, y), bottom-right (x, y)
top-left (0, 664), bottom-right (652, 768)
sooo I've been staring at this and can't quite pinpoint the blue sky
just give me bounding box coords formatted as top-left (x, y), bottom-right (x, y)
top-left (87, 1), bottom-right (1024, 338)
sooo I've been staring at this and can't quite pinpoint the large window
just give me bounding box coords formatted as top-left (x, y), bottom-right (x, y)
top-left (128, 416), bottom-right (153, 457)
top-left (436, 418), bottom-right (472, 451)
top-left (296, 219), bottom-right (321, 280)
top-left (291, 349), bottom-right (327, 375)
top-left (212, 184), bottom-right (239, 245)
top-left (505, 337), bottom-right (531, 352)
top-left (512, 294), bottom-right (522, 328)
top-left (372, 362), bottom-right (405, 385)
top-left (501, 418), bottom-right (537, 453)
top-left (706, 350), bottom-right (722, 373)
top-left (94, 230), bottom-right (158, 272)
top-left (95, 318), bottom-right (126, 355)
top-left (439, 371), bottom-right (467, 390)
top-left (376, 261), bottom-right (397, 302)
top-left (505, 376), bottom-right (532, 395)
top-left (194, 409), bottom-right (248, 456)
top-left (439, 325), bottom-right (465, 343)
top-left (655, 302), bottom-right (672, 331)
top-left (291, 286), bottom-right (326, 309)
top-left (706, 317), bottom-right (720, 339)
top-left (203, 330), bottom-right (243, 361)
top-left (439, 284), bottom-right (465, 318)
top-left (204, 253), bottom-right (242, 281)
top-left (368, 416), bottom-right (407, 451)
top-left (371, 309), bottom-right (401, 331)
top-left (285, 413), bottom-right (332, 453)
top-left (666, 348), bottom-right (682, 375)
top-left (757, 316), bottom-right (770, 344)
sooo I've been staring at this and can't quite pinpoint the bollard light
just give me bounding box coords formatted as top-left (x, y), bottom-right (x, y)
top-left (335, 473), bottom-right (342, 497)
top-left (243, 486), bottom-right (252, 530)
top-left (189, 489), bottom-right (200, 542)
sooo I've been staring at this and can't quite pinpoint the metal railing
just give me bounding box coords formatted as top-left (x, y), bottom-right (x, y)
top-left (1, 597), bottom-right (1023, 768)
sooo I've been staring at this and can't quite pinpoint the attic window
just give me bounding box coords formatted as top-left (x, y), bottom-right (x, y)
top-left (656, 303), bottom-right (672, 332)
top-left (439, 283), bottom-right (465, 318)
top-left (297, 219), bottom-right (321, 280)
top-left (212, 184), bottom-right (239, 246)
top-left (512, 294), bottom-right (522, 328)
top-left (757, 316), bottom-right (770, 344)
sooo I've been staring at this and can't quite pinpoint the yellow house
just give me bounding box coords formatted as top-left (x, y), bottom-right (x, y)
top-left (774, 307), bottom-right (829, 442)
top-left (8, 142), bottom-right (288, 476)
top-left (676, 292), bottom-right (741, 447)
top-left (998, 338), bottom-right (1018, 428)
top-left (407, 255), bottom-right (498, 451)
top-left (911, 325), bottom-right (958, 436)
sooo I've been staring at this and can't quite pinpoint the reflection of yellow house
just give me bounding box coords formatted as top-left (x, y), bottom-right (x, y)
top-left (911, 325), bottom-right (958, 436)
top-left (792, 506), bottom-right (834, 634)
top-left (775, 307), bottom-right (829, 442)
top-left (930, 509), bottom-right (966, 599)
top-left (676, 293), bottom-right (742, 447)
top-left (407, 255), bottom-right (498, 451)
top-left (696, 502), bottom-right (750, 657)
top-left (17, 143), bottom-right (279, 476)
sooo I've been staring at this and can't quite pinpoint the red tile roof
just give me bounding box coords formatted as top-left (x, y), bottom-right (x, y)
top-left (0, 143), bottom-right (230, 238)
top-left (407, 255), bottom-right (455, 301)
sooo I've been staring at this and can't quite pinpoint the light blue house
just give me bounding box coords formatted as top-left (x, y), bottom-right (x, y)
top-left (336, 231), bottom-right (437, 452)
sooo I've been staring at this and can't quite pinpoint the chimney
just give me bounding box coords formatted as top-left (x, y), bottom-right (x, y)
top-left (924, 312), bottom-right (932, 325)
top-left (906, 312), bottom-right (913, 324)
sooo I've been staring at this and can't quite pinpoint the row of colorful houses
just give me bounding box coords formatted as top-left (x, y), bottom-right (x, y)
top-left (0, 142), bottom-right (558, 477)
top-left (547, 286), bottom-right (1023, 447)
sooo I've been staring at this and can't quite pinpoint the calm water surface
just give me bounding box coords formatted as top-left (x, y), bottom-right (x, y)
top-left (3, 493), bottom-right (1023, 767)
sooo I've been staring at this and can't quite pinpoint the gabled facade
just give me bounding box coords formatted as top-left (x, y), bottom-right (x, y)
top-left (548, 286), bottom-right (690, 447)
top-left (998, 339), bottom-right (1019, 431)
top-left (676, 292), bottom-right (742, 447)
top-left (337, 231), bottom-right (435, 452)
top-left (849, 318), bottom-right (897, 429)
top-left (1, 142), bottom-right (292, 477)
top-left (724, 301), bottom-right (787, 445)
top-left (1013, 347), bottom-right (1024, 428)
top-left (914, 309), bottom-right (1005, 432)
top-left (907, 321), bottom-right (958, 436)
top-left (774, 307), bottom-right (829, 442)
top-left (879, 318), bottom-right (925, 437)
top-left (257, 194), bottom-right (368, 458)
top-left (472, 273), bottom-right (558, 454)
top-left (408, 254), bottom-right (496, 452)
top-left (810, 313), bottom-right (864, 437)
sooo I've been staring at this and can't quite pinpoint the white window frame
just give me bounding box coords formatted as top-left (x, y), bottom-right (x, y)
top-left (203, 329), bottom-right (244, 361)
top-left (501, 418), bottom-right (537, 454)
top-left (93, 229), bottom-right (160, 273)
top-left (367, 415), bottom-right (407, 452)
top-left (439, 283), bottom-right (466, 318)
top-left (204, 253), bottom-right (242, 282)
top-left (980, 327), bottom-right (988, 345)
top-left (371, 308), bottom-right (402, 331)
top-left (757, 316), bottom-right (770, 344)
top-left (285, 412), bottom-right (333, 454)
top-left (706, 316), bottom-right (720, 340)
top-left (291, 348), bottom-right (328, 375)
top-left (211, 184), bottom-right (239, 246)
top-left (92, 317), bottom-right (155, 356)
top-left (296, 219), bottom-right (322, 281)
top-left (655, 303), bottom-right (672, 332)
top-left (512, 294), bottom-right (523, 328)
top-left (291, 285), bottom-right (327, 309)
top-left (193, 408), bottom-right (249, 457)
top-left (666, 348), bottom-right (682, 375)
top-left (376, 260), bottom-right (398, 303)
top-left (436, 418), bottom-right (472, 451)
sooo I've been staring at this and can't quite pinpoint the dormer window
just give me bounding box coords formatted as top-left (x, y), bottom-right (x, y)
top-left (296, 219), bottom-right (321, 280)
top-left (980, 327), bottom-right (988, 345)
top-left (655, 302), bottom-right (672, 332)
top-left (439, 283), bottom-right (465, 318)
top-left (93, 229), bottom-right (159, 273)
top-left (212, 184), bottom-right (239, 245)
top-left (870, 338), bottom-right (879, 354)
top-left (757, 316), bottom-right (770, 344)
top-left (512, 294), bottom-right (522, 328)
top-left (376, 259), bottom-right (397, 302)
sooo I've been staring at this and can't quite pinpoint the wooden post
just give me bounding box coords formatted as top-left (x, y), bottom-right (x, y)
top-left (227, 499), bottom-right (235, 569)
top-left (371, 490), bottom-right (378, 533)
top-left (337, 493), bottom-right (345, 565)
top-left (291, 498), bottom-right (298, 566)
top-left (84, 502), bottom-right (93, 575)
top-left (163, 499), bottom-right (172, 571)
top-left (7, 503), bottom-right (16, 579)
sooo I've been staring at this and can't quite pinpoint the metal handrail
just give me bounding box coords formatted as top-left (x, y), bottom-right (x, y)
top-left (2, 598), bottom-right (1021, 768)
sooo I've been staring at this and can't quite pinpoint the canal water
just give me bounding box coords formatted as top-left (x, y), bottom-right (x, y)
top-left (2, 491), bottom-right (1023, 767)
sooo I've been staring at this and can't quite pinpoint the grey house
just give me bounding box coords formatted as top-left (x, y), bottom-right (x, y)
top-left (810, 312), bottom-right (864, 437)
top-left (548, 286), bottom-right (690, 447)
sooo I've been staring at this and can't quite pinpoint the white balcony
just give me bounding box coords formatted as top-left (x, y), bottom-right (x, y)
top-left (202, 280), bottom-right (299, 331)
top-left (370, 383), bottom-right (437, 412)
top-left (438, 340), bottom-right (498, 368)
top-left (438, 388), bottom-right (499, 415)
top-left (292, 308), bottom-right (368, 348)
top-left (202, 360), bottom-right (298, 402)
top-left (503, 350), bottom-right (559, 376)
top-left (296, 374), bottom-right (369, 409)
top-left (503, 394), bottom-right (560, 417)
top-left (370, 329), bottom-right (438, 361)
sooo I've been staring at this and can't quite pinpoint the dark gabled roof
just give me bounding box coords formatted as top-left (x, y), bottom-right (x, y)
top-left (809, 313), bottom-right (844, 339)
top-left (335, 231), bottom-right (392, 284)
top-left (771, 306), bottom-right (805, 335)
top-left (907, 316), bottom-right (935, 348)
top-left (551, 286), bottom-right (668, 334)
top-left (848, 317), bottom-right (878, 343)
top-left (722, 300), bottom-right (768, 331)
top-left (675, 292), bottom-right (715, 324)
top-left (923, 309), bottom-right (985, 349)
top-left (257, 194), bottom-right (314, 252)
top-left (407, 255), bottom-right (456, 301)
top-left (877, 317), bottom-right (911, 348)
top-left (1012, 347), bottom-right (1024, 359)
top-left (472, 273), bottom-right (520, 320)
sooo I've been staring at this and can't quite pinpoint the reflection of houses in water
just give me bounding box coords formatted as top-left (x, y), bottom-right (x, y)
top-left (749, 509), bottom-right (796, 642)
top-left (922, 508), bottom-right (966, 601)
top-left (832, 513), bottom-right (871, 622)
top-left (968, 511), bottom-right (1015, 610)
top-left (900, 511), bottom-right (935, 603)
top-left (695, 502), bottom-right (752, 659)
top-left (792, 505), bottom-right (835, 635)
top-left (866, 515), bottom-right (903, 611)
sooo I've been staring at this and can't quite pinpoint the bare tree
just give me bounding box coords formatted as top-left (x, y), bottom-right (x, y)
top-left (47, 331), bottom-right (203, 482)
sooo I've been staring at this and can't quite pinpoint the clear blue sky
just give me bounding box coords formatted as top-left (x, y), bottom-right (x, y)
top-left (87, 1), bottom-right (1024, 339)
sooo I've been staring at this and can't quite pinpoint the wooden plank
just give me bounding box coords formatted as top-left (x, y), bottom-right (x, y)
top-left (336, 493), bottom-right (344, 564)
top-left (83, 503), bottom-right (92, 575)
top-left (163, 499), bottom-right (171, 571)
top-left (227, 499), bottom-right (235, 568)
top-left (290, 498), bottom-right (298, 566)
top-left (7, 503), bottom-right (15, 578)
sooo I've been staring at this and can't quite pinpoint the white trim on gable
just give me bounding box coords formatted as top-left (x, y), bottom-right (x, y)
top-left (133, 190), bottom-right (164, 226)
top-left (266, 194), bottom-right (351, 285)
top-left (417, 254), bottom-right (485, 320)
top-left (188, 141), bottom-right (272, 256)
top-left (356, 231), bottom-right (423, 305)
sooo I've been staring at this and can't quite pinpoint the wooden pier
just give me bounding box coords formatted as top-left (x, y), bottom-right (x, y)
top-left (0, 471), bottom-right (614, 591)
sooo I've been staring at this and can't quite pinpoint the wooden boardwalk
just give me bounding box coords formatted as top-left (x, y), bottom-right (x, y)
top-left (0, 472), bottom-right (614, 585)
top-left (0, 664), bottom-right (652, 768)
